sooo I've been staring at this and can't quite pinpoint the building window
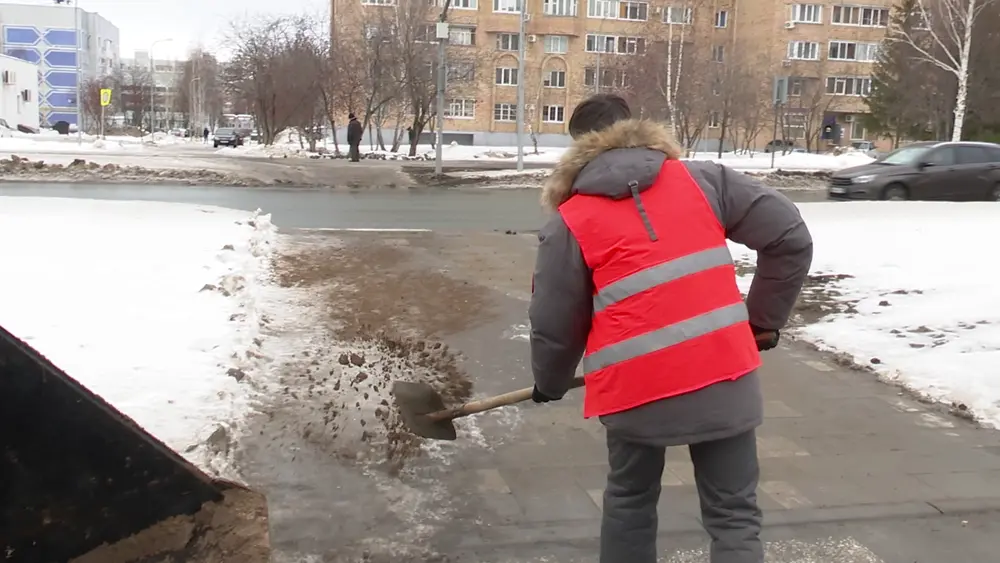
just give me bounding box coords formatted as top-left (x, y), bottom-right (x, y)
top-left (494, 103), bottom-right (517, 121)
top-left (495, 67), bottom-right (519, 85)
top-left (542, 105), bottom-right (565, 122)
top-left (831, 6), bottom-right (889, 27)
top-left (544, 69), bottom-right (567, 87)
top-left (544, 0), bottom-right (578, 16)
top-left (451, 0), bottom-right (477, 9)
top-left (662, 6), bottom-right (692, 24)
top-left (825, 76), bottom-right (872, 96)
top-left (788, 77), bottom-right (804, 96)
top-left (544, 35), bottom-right (569, 53)
top-left (712, 45), bottom-right (725, 62)
top-left (584, 67), bottom-right (629, 88)
top-left (588, 0), bottom-right (615, 17)
top-left (360, 0), bottom-right (395, 5)
top-left (447, 62), bottom-right (476, 81)
top-left (444, 98), bottom-right (476, 118)
top-left (708, 112), bottom-right (720, 128)
top-left (785, 113), bottom-right (806, 139)
top-left (790, 4), bottom-right (822, 23)
top-left (493, 0), bottom-right (523, 12)
top-left (497, 33), bottom-right (520, 51)
top-left (619, 1), bottom-right (649, 21)
top-left (828, 41), bottom-right (880, 62)
top-left (850, 119), bottom-right (866, 140)
top-left (620, 36), bottom-right (646, 54)
top-left (787, 41), bottom-right (819, 60)
top-left (449, 26), bottom-right (476, 45)
top-left (585, 34), bottom-right (617, 53)
top-left (715, 10), bottom-right (728, 27)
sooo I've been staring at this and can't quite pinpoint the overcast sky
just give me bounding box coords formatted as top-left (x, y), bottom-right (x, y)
top-left (15, 0), bottom-right (329, 60)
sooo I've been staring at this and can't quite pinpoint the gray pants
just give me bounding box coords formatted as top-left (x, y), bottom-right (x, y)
top-left (349, 144), bottom-right (361, 162)
top-left (601, 430), bottom-right (763, 563)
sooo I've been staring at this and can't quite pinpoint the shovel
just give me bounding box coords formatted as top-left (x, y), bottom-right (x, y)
top-left (392, 376), bottom-right (586, 441)
top-left (392, 332), bottom-right (778, 441)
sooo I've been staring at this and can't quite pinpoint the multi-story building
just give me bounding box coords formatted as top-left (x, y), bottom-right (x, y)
top-left (736, 0), bottom-right (893, 147)
top-left (119, 51), bottom-right (184, 131)
top-left (0, 2), bottom-right (119, 128)
top-left (332, 0), bottom-right (888, 148)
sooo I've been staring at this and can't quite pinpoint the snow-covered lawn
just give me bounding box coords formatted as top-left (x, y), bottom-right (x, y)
top-left (0, 197), bottom-right (277, 473)
top-left (730, 201), bottom-right (1000, 427)
top-left (0, 130), bottom-right (186, 153)
top-left (217, 136), bottom-right (874, 174)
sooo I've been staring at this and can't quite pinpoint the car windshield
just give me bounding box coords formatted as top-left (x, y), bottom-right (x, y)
top-left (216, 128), bottom-right (234, 135)
top-left (879, 145), bottom-right (932, 165)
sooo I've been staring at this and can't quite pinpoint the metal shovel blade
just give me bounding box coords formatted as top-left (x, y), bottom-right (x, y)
top-left (392, 380), bottom-right (457, 441)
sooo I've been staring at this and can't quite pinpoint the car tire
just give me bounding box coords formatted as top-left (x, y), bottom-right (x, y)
top-left (213, 142), bottom-right (219, 148)
top-left (990, 184), bottom-right (1000, 202)
top-left (882, 183), bottom-right (909, 201)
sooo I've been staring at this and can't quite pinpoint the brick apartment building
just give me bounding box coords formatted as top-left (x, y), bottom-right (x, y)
top-left (332, 0), bottom-right (892, 148)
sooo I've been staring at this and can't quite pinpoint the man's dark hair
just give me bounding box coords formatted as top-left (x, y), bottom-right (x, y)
top-left (568, 94), bottom-right (632, 138)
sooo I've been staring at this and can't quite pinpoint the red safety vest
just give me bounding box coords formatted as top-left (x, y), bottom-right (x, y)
top-left (559, 159), bottom-right (761, 418)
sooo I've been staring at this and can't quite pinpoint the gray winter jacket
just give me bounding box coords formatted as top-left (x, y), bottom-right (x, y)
top-left (528, 119), bottom-right (813, 447)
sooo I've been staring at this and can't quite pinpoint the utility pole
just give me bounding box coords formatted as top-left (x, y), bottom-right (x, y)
top-left (73, 2), bottom-right (81, 145)
top-left (515, 0), bottom-right (527, 172)
top-left (434, 0), bottom-right (453, 177)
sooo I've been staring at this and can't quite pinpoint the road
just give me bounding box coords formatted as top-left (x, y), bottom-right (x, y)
top-left (0, 183), bottom-right (827, 231)
top-left (6, 183), bottom-right (991, 562)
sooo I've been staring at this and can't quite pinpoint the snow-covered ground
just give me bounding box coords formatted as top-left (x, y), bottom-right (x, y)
top-left (0, 197), bottom-right (277, 474)
top-left (218, 135), bottom-right (874, 173)
top-left (730, 201), bottom-right (1000, 428)
top-left (0, 130), bottom-right (187, 153)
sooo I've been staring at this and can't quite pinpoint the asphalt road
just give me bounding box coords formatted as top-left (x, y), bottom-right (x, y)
top-left (0, 183), bottom-right (827, 231)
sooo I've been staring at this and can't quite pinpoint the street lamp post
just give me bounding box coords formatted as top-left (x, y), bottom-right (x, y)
top-left (148, 38), bottom-right (173, 136)
top-left (190, 76), bottom-right (201, 141)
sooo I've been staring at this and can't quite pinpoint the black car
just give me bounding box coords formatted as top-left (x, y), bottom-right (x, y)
top-left (213, 127), bottom-right (244, 148)
top-left (764, 139), bottom-right (795, 153)
top-left (828, 141), bottom-right (1000, 201)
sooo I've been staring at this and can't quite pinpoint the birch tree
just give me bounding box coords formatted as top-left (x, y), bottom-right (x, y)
top-left (893, 0), bottom-right (997, 141)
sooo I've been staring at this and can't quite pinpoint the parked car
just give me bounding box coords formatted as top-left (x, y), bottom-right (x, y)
top-left (851, 140), bottom-right (879, 158)
top-left (827, 141), bottom-right (1000, 201)
top-left (213, 128), bottom-right (244, 148)
top-left (764, 139), bottom-right (796, 153)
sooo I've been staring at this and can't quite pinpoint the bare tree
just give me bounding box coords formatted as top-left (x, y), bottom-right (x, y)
top-left (80, 77), bottom-right (115, 133)
top-left (223, 16), bottom-right (327, 145)
top-left (175, 49), bottom-right (225, 130)
top-left (110, 66), bottom-right (152, 129)
top-left (892, 0), bottom-right (998, 140)
top-left (783, 74), bottom-right (842, 152)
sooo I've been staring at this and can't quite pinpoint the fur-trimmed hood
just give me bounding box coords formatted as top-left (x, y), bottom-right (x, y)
top-left (542, 119), bottom-right (682, 210)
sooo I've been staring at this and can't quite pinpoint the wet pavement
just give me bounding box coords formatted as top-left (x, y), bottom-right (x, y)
top-left (10, 181), bottom-right (995, 560)
top-left (236, 226), bottom-right (1000, 563)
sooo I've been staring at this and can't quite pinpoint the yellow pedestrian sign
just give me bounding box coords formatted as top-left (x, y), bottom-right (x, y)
top-left (100, 88), bottom-right (112, 107)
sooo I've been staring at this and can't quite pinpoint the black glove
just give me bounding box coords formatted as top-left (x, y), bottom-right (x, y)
top-left (750, 325), bottom-right (780, 352)
top-left (531, 385), bottom-right (560, 403)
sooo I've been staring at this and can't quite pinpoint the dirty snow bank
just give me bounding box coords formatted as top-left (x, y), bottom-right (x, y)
top-left (729, 201), bottom-right (1000, 427)
top-left (0, 154), bottom-right (269, 186)
top-left (0, 197), bottom-right (278, 473)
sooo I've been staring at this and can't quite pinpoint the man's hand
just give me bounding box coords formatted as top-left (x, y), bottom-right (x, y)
top-left (751, 325), bottom-right (780, 352)
top-left (531, 385), bottom-right (560, 403)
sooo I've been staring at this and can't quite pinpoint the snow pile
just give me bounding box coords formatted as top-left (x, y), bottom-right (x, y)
top-left (0, 197), bottom-right (278, 473)
top-left (729, 201), bottom-right (1000, 427)
top-left (686, 151), bottom-right (875, 172)
top-left (0, 135), bottom-right (147, 153)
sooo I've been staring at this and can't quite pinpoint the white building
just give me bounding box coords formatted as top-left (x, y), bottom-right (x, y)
top-left (0, 54), bottom-right (39, 131)
top-left (120, 51), bottom-right (183, 131)
top-left (0, 2), bottom-right (120, 127)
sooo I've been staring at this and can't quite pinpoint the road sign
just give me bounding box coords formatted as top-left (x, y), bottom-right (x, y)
top-left (100, 88), bottom-right (112, 107)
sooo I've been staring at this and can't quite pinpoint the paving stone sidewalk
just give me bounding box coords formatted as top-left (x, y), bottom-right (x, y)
top-left (440, 335), bottom-right (1000, 558)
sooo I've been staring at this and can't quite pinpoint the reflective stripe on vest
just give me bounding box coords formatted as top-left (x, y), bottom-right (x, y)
top-left (559, 158), bottom-right (761, 418)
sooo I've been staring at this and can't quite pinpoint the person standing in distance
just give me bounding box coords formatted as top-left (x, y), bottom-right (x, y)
top-left (527, 93), bottom-right (813, 563)
top-left (347, 113), bottom-right (363, 162)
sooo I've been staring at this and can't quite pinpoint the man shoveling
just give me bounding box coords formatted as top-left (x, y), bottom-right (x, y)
top-left (528, 94), bottom-right (813, 563)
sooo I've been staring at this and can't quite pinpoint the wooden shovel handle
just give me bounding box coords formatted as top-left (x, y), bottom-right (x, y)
top-left (426, 376), bottom-right (586, 423)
